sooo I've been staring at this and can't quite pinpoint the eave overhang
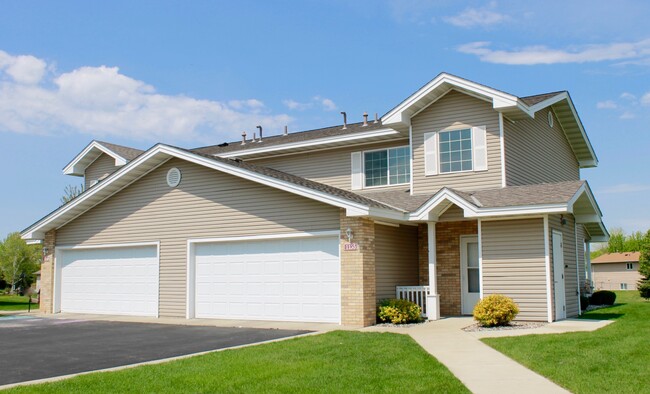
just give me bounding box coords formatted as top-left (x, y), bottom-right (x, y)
top-left (62, 141), bottom-right (129, 176)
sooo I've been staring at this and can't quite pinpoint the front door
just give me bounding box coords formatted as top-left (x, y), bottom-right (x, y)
top-left (552, 230), bottom-right (566, 320)
top-left (461, 236), bottom-right (480, 315)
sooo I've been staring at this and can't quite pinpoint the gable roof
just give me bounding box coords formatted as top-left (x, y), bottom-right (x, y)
top-left (63, 140), bottom-right (145, 176)
top-left (23, 144), bottom-right (404, 240)
top-left (380, 72), bottom-right (597, 168)
top-left (592, 252), bottom-right (640, 264)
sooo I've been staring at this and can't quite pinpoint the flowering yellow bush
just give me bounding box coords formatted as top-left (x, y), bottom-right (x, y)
top-left (472, 294), bottom-right (519, 327)
top-left (377, 299), bottom-right (422, 324)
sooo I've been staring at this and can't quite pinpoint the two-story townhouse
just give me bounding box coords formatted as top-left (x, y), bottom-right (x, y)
top-left (22, 73), bottom-right (608, 326)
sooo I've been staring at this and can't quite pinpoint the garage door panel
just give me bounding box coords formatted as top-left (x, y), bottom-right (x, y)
top-left (194, 235), bottom-right (340, 323)
top-left (59, 245), bottom-right (158, 317)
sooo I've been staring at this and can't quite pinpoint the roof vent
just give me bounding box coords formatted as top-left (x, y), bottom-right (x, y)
top-left (241, 131), bottom-right (247, 145)
top-left (374, 113), bottom-right (379, 124)
top-left (256, 125), bottom-right (263, 142)
top-left (167, 167), bottom-right (182, 188)
top-left (340, 111), bottom-right (347, 130)
top-left (283, 125), bottom-right (288, 136)
top-left (362, 112), bottom-right (368, 127)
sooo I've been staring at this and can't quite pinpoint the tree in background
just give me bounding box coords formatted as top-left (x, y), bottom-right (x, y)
top-left (0, 232), bottom-right (41, 294)
top-left (590, 228), bottom-right (648, 259)
top-left (638, 231), bottom-right (650, 300)
top-left (61, 183), bottom-right (85, 205)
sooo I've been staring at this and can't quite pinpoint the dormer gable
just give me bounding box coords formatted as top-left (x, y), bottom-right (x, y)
top-left (63, 140), bottom-right (144, 176)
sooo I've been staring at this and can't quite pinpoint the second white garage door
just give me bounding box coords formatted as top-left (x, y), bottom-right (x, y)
top-left (193, 235), bottom-right (340, 323)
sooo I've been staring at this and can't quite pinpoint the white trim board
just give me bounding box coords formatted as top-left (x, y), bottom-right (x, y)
top-left (63, 141), bottom-right (129, 176)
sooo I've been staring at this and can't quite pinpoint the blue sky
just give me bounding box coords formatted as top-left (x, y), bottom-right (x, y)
top-left (1, 0), bottom-right (649, 239)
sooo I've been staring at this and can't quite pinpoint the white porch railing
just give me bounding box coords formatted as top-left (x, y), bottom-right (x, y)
top-left (396, 286), bottom-right (431, 318)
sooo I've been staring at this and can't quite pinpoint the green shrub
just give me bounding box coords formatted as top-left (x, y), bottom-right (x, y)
top-left (590, 290), bottom-right (616, 305)
top-left (473, 294), bottom-right (519, 327)
top-left (377, 299), bottom-right (422, 324)
top-left (638, 280), bottom-right (650, 300)
top-left (580, 295), bottom-right (590, 310)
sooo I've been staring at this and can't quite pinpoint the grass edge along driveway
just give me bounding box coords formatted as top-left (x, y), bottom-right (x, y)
top-left (483, 291), bottom-right (649, 394)
top-left (4, 331), bottom-right (470, 393)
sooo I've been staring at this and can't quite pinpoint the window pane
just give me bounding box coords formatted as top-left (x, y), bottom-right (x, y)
top-left (364, 150), bottom-right (388, 187)
top-left (468, 268), bottom-right (480, 293)
top-left (388, 147), bottom-right (411, 185)
top-left (439, 129), bottom-right (472, 173)
top-left (468, 242), bottom-right (479, 267)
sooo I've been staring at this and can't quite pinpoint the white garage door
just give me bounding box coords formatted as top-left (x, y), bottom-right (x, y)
top-left (58, 245), bottom-right (159, 316)
top-left (193, 235), bottom-right (340, 323)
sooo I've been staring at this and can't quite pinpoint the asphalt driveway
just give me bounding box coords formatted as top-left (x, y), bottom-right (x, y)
top-left (0, 316), bottom-right (310, 386)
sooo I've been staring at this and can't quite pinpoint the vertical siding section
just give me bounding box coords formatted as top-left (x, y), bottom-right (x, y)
top-left (411, 90), bottom-right (502, 194)
top-left (84, 153), bottom-right (119, 189)
top-left (481, 218), bottom-right (548, 321)
top-left (57, 158), bottom-right (341, 318)
top-left (549, 214), bottom-right (579, 318)
top-left (504, 107), bottom-right (580, 186)
top-left (374, 224), bottom-right (419, 301)
top-left (253, 140), bottom-right (408, 191)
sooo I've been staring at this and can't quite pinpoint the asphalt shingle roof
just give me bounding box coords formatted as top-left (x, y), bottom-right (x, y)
top-left (96, 141), bottom-right (144, 161)
top-left (592, 252), bottom-right (640, 264)
top-left (520, 91), bottom-right (565, 106)
top-left (192, 121), bottom-right (387, 156)
top-left (462, 181), bottom-right (585, 208)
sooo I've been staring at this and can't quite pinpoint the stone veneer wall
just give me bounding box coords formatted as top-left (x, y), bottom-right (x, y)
top-left (417, 221), bottom-right (478, 316)
top-left (39, 229), bottom-right (56, 313)
top-left (339, 210), bottom-right (376, 326)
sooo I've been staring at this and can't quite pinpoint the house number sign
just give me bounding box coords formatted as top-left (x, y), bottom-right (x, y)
top-left (344, 243), bottom-right (359, 251)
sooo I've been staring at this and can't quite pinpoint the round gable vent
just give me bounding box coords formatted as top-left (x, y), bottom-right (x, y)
top-left (167, 167), bottom-right (182, 187)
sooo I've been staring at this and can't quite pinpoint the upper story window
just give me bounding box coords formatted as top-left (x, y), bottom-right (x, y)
top-left (424, 125), bottom-right (487, 176)
top-left (439, 129), bottom-right (472, 173)
top-left (363, 146), bottom-right (410, 187)
top-left (626, 263), bottom-right (634, 270)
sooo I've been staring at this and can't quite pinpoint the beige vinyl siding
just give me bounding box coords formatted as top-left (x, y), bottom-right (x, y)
top-left (439, 204), bottom-right (467, 222)
top-left (504, 107), bottom-right (580, 186)
top-left (57, 158), bottom-right (340, 318)
top-left (411, 90), bottom-right (502, 194)
top-left (253, 140), bottom-right (408, 191)
top-left (374, 224), bottom-right (419, 301)
top-left (84, 153), bottom-right (119, 189)
top-left (481, 218), bottom-right (548, 321)
top-left (549, 214), bottom-right (579, 318)
top-left (592, 263), bottom-right (642, 290)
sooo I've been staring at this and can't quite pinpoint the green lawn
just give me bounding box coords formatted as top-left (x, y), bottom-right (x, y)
top-left (0, 295), bottom-right (38, 312)
top-left (483, 291), bottom-right (649, 394)
top-left (5, 331), bottom-right (469, 393)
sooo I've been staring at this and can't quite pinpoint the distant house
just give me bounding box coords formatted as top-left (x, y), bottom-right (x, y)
top-left (592, 252), bottom-right (641, 290)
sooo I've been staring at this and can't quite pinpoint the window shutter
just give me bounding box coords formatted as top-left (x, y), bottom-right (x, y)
top-left (424, 132), bottom-right (438, 175)
top-left (472, 126), bottom-right (488, 171)
top-left (351, 151), bottom-right (363, 190)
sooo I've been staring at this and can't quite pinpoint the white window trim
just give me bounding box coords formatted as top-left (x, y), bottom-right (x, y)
top-left (425, 125), bottom-right (488, 177)
top-left (438, 127), bottom-right (474, 175)
top-left (362, 145), bottom-right (411, 189)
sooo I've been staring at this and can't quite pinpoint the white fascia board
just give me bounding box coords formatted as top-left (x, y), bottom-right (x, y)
top-left (409, 189), bottom-right (479, 221)
top-left (527, 92), bottom-right (569, 113)
top-left (63, 141), bottom-right (128, 175)
top-left (567, 183), bottom-right (603, 217)
top-left (217, 128), bottom-right (400, 158)
top-left (25, 239), bottom-right (43, 245)
top-left (383, 73), bottom-right (520, 125)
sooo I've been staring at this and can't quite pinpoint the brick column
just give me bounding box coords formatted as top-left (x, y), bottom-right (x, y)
top-left (340, 210), bottom-right (376, 327)
top-left (39, 230), bottom-right (56, 313)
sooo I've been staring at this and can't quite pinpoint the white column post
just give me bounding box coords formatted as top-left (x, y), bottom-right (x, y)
top-left (427, 221), bottom-right (440, 320)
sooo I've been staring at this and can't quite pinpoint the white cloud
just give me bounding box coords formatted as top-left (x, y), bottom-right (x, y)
top-left (458, 39), bottom-right (650, 65)
top-left (283, 96), bottom-right (337, 111)
top-left (620, 92), bottom-right (637, 101)
top-left (619, 111), bottom-right (636, 120)
top-left (0, 50), bottom-right (292, 143)
top-left (0, 50), bottom-right (47, 84)
top-left (599, 183), bottom-right (650, 194)
top-left (282, 99), bottom-right (311, 110)
top-left (444, 3), bottom-right (509, 28)
top-left (640, 92), bottom-right (650, 106)
top-left (596, 100), bottom-right (617, 109)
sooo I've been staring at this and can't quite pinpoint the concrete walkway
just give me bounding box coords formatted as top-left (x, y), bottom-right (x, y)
top-left (367, 317), bottom-right (613, 394)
